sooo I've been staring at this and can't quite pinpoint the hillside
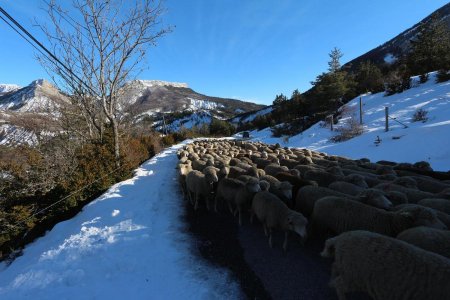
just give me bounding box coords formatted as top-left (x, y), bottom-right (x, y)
top-left (245, 72), bottom-right (450, 171)
top-left (343, 2), bottom-right (450, 70)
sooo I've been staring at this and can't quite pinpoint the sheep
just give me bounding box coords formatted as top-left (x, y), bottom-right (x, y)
top-left (227, 166), bottom-right (248, 179)
top-left (394, 204), bottom-right (450, 229)
top-left (328, 181), bottom-right (364, 196)
top-left (295, 186), bottom-right (353, 217)
top-left (321, 230), bottom-right (450, 300)
top-left (260, 174), bottom-right (281, 188)
top-left (269, 181), bottom-right (294, 208)
top-left (233, 177), bottom-right (261, 225)
top-left (385, 191), bottom-right (409, 206)
top-left (411, 176), bottom-right (450, 193)
top-left (177, 163), bottom-right (192, 200)
top-left (417, 198), bottom-right (450, 215)
top-left (356, 189), bottom-right (393, 210)
top-left (303, 169), bottom-right (343, 187)
top-left (214, 178), bottom-right (245, 212)
top-left (393, 176), bottom-right (418, 189)
top-left (259, 180), bottom-right (270, 191)
top-left (343, 174), bottom-right (368, 188)
top-left (251, 190), bottom-right (308, 251)
top-left (274, 171), bottom-right (318, 200)
top-left (413, 160), bottom-right (433, 171)
top-left (185, 170), bottom-right (217, 210)
top-left (312, 196), bottom-right (446, 237)
top-left (397, 226), bottom-right (450, 259)
top-left (264, 163), bottom-right (289, 176)
top-left (374, 182), bottom-right (436, 203)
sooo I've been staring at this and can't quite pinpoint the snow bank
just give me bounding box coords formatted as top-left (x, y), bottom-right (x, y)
top-left (248, 72), bottom-right (450, 171)
top-left (0, 142), bottom-right (242, 299)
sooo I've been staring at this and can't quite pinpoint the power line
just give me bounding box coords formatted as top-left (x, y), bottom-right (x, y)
top-left (0, 6), bottom-right (99, 97)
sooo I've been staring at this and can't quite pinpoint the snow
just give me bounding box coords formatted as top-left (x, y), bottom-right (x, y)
top-left (161, 112), bottom-right (212, 132)
top-left (138, 80), bottom-right (188, 89)
top-left (0, 142), bottom-right (242, 299)
top-left (384, 53), bottom-right (397, 64)
top-left (232, 106), bottom-right (272, 123)
top-left (0, 84), bottom-right (21, 95)
top-left (186, 98), bottom-right (225, 111)
top-left (247, 72), bottom-right (450, 171)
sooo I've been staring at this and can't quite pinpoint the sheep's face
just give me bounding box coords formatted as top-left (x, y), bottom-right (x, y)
top-left (360, 190), bottom-right (393, 210)
top-left (205, 172), bottom-right (218, 184)
top-left (246, 179), bottom-right (261, 193)
top-left (400, 208), bottom-right (447, 230)
top-left (279, 182), bottom-right (293, 200)
top-left (259, 180), bottom-right (270, 191)
top-left (287, 212), bottom-right (308, 241)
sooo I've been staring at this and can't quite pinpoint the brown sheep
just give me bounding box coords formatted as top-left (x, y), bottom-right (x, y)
top-left (214, 178), bottom-right (245, 213)
top-left (233, 177), bottom-right (261, 225)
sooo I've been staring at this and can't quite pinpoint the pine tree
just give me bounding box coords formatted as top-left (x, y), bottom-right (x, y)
top-left (328, 47), bottom-right (344, 73)
top-left (356, 61), bottom-right (384, 93)
top-left (407, 14), bottom-right (450, 78)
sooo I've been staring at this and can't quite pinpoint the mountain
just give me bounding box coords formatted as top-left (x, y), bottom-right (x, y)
top-left (121, 80), bottom-right (264, 120)
top-left (0, 79), bottom-right (67, 113)
top-left (0, 84), bottom-right (21, 96)
top-left (343, 3), bottom-right (450, 70)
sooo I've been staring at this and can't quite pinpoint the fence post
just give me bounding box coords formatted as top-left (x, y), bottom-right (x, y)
top-left (385, 107), bottom-right (389, 132)
top-left (359, 96), bottom-right (363, 125)
top-left (330, 115), bottom-right (334, 131)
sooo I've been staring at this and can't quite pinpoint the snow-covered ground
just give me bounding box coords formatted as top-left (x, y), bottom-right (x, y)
top-left (231, 106), bottom-right (272, 123)
top-left (0, 142), bottom-right (242, 299)
top-left (247, 72), bottom-right (450, 171)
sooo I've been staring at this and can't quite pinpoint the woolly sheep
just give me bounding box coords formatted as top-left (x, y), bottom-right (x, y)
top-left (397, 226), bottom-right (450, 259)
top-left (251, 191), bottom-right (308, 251)
top-left (357, 189), bottom-right (393, 210)
top-left (394, 204), bottom-right (450, 229)
top-left (214, 177), bottom-right (245, 213)
top-left (303, 169), bottom-right (343, 187)
top-left (233, 177), bottom-right (261, 225)
top-left (385, 191), bottom-right (409, 206)
top-left (186, 170), bottom-right (217, 210)
top-left (260, 174), bottom-right (280, 188)
top-left (312, 196), bottom-right (446, 236)
top-left (274, 171), bottom-right (318, 200)
top-left (264, 163), bottom-right (289, 176)
top-left (177, 163), bottom-right (192, 200)
top-left (418, 198), bottom-right (450, 215)
top-left (295, 186), bottom-right (352, 217)
top-left (269, 181), bottom-right (294, 208)
top-left (321, 230), bottom-right (450, 300)
top-left (393, 176), bottom-right (418, 189)
top-left (259, 180), bottom-right (270, 191)
top-left (328, 181), bottom-right (364, 196)
top-left (343, 174), bottom-right (368, 188)
top-left (374, 182), bottom-right (436, 203)
top-left (412, 176), bottom-right (450, 193)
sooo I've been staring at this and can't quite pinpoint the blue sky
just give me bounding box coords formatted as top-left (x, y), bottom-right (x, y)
top-left (0, 0), bottom-right (448, 105)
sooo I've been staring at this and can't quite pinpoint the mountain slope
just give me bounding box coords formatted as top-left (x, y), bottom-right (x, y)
top-left (123, 80), bottom-right (265, 120)
top-left (247, 72), bottom-right (450, 171)
top-left (0, 142), bottom-right (242, 299)
top-left (343, 3), bottom-right (450, 70)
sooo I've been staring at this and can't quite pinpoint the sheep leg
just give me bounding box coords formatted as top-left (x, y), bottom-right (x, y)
top-left (263, 223), bottom-right (268, 236)
top-left (268, 230), bottom-right (273, 248)
top-left (194, 194), bottom-right (199, 210)
top-left (282, 231), bottom-right (289, 252)
top-left (238, 210), bottom-right (242, 226)
top-left (331, 276), bottom-right (348, 300)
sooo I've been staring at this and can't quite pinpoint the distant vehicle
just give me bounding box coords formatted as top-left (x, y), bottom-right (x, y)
top-left (242, 131), bottom-right (250, 139)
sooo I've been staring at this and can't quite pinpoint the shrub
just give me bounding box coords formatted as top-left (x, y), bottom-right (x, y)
top-left (330, 115), bottom-right (364, 143)
top-left (412, 108), bottom-right (429, 123)
top-left (209, 119), bottom-right (235, 136)
top-left (436, 69), bottom-right (450, 83)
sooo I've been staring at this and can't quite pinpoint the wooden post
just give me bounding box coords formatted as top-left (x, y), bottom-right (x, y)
top-left (359, 96), bottom-right (363, 125)
top-left (385, 107), bottom-right (389, 132)
top-left (330, 115), bottom-right (334, 131)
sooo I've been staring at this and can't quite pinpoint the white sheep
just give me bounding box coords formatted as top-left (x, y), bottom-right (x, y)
top-left (312, 196), bottom-right (446, 236)
top-left (251, 190), bottom-right (308, 251)
top-left (397, 226), bottom-right (450, 259)
top-left (321, 230), bottom-right (450, 300)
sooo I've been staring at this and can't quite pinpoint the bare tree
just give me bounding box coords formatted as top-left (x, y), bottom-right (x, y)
top-left (37, 0), bottom-right (171, 166)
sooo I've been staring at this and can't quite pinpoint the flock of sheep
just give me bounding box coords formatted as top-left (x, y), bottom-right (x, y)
top-left (176, 140), bottom-right (450, 300)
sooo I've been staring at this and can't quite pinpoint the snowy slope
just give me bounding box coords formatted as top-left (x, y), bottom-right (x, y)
top-left (247, 72), bottom-right (450, 171)
top-left (0, 84), bottom-right (21, 95)
top-left (0, 142), bottom-right (241, 299)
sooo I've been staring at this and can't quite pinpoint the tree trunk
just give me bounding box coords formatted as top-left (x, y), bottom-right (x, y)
top-left (111, 118), bottom-right (120, 168)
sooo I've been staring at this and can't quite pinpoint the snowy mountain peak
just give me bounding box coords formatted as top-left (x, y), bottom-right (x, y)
top-left (138, 80), bottom-right (188, 89)
top-left (0, 84), bottom-right (21, 94)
